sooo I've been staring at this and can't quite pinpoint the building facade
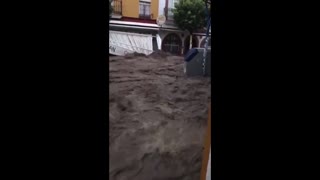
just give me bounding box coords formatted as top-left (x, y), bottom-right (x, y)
top-left (159, 0), bottom-right (211, 55)
top-left (110, 0), bottom-right (161, 55)
top-left (111, 0), bottom-right (159, 23)
top-left (109, 0), bottom-right (211, 55)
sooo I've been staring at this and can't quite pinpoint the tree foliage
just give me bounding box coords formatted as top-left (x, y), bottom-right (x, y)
top-left (172, 0), bottom-right (206, 33)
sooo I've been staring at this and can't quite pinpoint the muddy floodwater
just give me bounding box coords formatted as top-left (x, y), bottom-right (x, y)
top-left (109, 52), bottom-right (211, 180)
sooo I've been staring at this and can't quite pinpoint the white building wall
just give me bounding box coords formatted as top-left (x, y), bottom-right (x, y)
top-left (158, 0), bottom-right (166, 16)
top-left (158, 0), bottom-right (180, 17)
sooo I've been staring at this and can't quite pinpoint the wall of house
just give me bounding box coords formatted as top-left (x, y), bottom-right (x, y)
top-left (122, 0), bottom-right (140, 18)
top-left (151, 0), bottom-right (159, 20)
top-left (158, 0), bottom-right (166, 16)
top-left (122, 0), bottom-right (159, 20)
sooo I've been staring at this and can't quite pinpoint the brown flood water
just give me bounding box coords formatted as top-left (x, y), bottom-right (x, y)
top-left (109, 52), bottom-right (211, 180)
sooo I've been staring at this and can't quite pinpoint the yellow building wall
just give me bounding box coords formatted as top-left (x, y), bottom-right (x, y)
top-left (122, 0), bottom-right (159, 20)
top-left (151, 0), bottom-right (159, 20)
top-left (122, 0), bottom-right (139, 18)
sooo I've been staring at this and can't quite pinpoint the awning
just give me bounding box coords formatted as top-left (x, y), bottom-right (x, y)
top-left (109, 30), bottom-right (154, 56)
top-left (110, 20), bottom-right (159, 29)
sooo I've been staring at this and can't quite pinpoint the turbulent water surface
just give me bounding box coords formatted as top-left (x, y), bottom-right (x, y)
top-left (109, 52), bottom-right (211, 180)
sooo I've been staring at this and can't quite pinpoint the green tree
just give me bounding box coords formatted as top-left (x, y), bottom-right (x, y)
top-left (173, 0), bottom-right (206, 49)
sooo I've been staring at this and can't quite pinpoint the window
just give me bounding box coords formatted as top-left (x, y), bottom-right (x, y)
top-left (162, 33), bottom-right (182, 55)
top-left (139, 1), bottom-right (151, 19)
top-left (111, 0), bottom-right (122, 15)
top-left (167, 0), bottom-right (179, 20)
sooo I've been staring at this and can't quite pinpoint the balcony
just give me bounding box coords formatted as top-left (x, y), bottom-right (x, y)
top-left (139, 14), bottom-right (151, 19)
top-left (111, 0), bottom-right (122, 19)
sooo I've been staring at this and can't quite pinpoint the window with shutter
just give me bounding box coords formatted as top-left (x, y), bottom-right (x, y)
top-left (139, 1), bottom-right (151, 19)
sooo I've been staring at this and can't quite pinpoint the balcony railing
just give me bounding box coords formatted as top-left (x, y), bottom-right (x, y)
top-left (112, 0), bottom-right (122, 15)
top-left (139, 14), bottom-right (151, 19)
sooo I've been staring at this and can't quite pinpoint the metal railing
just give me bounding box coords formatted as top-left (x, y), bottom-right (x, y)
top-left (162, 44), bottom-right (181, 55)
top-left (139, 14), bottom-right (151, 19)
